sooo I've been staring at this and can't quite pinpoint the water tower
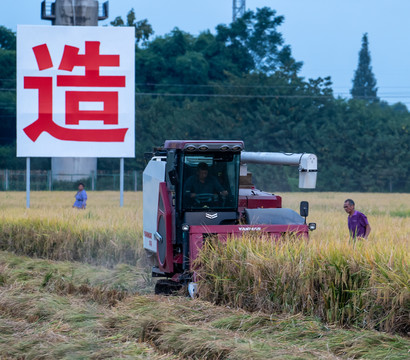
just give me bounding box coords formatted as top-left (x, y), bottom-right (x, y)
top-left (41, 0), bottom-right (108, 182)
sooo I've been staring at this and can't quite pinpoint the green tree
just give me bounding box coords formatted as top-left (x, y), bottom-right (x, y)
top-left (110, 8), bottom-right (153, 44)
top-left (0, 33), bottom-right (16, 146)
top-left (216, 7), bottom-right (302, 74)
top-left (351, 33), bottom-right (378, 101)
top-left (0, 26), bottom-right (16, 50)
top-left (2, 10), bottom-right (410, 192)
top-left (133, 7), bottom-right (300, 92)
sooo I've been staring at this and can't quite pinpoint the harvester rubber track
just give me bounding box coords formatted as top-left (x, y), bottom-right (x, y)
top-left (154, 279), bottom-right (183, 295)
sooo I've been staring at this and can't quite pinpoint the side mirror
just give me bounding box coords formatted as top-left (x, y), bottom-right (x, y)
top-left (300, 201), bottom-right (309, 218)
top-left (168, 169), bottom-right (178, 186)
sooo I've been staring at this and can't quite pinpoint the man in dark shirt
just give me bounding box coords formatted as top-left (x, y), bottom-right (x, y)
top-left (343, 199), bottom-right (371, 239)
top-left (185, 162), bottom-right (228, 203)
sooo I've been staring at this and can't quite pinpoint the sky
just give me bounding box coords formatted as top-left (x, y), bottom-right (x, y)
top-left (2, 0), bottom-right (410, 105)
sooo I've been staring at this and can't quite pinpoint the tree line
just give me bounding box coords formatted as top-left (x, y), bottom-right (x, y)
top-left (0, 8), bottom-right (409, 192)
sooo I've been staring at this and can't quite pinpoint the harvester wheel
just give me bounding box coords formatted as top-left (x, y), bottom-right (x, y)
top-left (154, 279), bottom-right (183, 295)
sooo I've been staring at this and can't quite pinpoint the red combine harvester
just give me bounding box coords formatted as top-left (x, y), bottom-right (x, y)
top-left (143, 140), bottom-right (317, 295)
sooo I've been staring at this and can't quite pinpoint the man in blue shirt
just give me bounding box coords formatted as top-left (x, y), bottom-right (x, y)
top-left (73, 183), bottom-right (87, 209)
top-left (343, 199), bottom-right (371, 239)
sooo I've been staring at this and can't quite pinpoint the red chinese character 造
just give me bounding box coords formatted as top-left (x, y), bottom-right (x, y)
top-left (23, 43), bottom-right (128, 142)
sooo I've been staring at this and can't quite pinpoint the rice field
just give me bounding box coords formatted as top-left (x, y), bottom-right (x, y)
top-left (0, 191), bottom-right (143, 266)
top-left (197, 193), bottom-right (410, 333)
top-left (0, 191), bottom-right (409, 359)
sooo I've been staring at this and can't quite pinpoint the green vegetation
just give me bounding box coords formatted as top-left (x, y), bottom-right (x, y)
top-left (1, 251), bottom-right (409, 359)
top-left (1, 8), bottom-right (410, 192)
top-left (351, 33), bottom-right (379, 101)
top-left (110, 8), bottom-right (153, 44)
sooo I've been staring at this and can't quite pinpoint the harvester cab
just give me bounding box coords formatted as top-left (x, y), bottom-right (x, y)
top-left (143, 140), bottom-right (317, 295)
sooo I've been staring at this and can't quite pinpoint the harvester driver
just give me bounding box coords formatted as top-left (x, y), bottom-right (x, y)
top-left (185, 162), bottom-right (228, 205)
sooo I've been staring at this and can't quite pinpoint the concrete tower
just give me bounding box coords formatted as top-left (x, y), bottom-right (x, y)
top-left (232, 0), bottom-right (246, 22)
top-left (41, 0), bottom-right (108, 181)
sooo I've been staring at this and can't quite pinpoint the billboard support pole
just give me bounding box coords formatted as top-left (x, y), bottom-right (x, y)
top-left (26, 157), bottom-right (30, 208)
top-left (120, 158), bottom-right (124, 207)
top-left (5, 169), bottom-right (9, 191)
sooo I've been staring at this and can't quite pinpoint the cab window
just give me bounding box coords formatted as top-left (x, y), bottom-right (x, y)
top-left (181, 153), bottom-right (239, 211)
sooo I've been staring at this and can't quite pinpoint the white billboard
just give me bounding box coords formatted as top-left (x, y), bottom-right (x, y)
top-left (17, 25), bottom-right (135, 157)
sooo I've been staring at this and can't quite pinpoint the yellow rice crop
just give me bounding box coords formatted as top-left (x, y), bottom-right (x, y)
top-left (0, 191), bottom-right (143, 266)
top-left (0, 191), bottom-right (409, 332)
top-left (196, 192), bottom-right (410, 333)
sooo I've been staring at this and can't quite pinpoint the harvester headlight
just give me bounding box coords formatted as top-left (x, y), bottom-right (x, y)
top-left (308, 223), bottom-right (316, 231)
top-left (185, 145), bottom-right (197, 151)
top-left (182, 224), bottom-right (190, 232)
top-left (231, 145), bottom-right (242, 151)
top-left (198, 144), bottom-right (209, 151)
top-left (219, 145), bottom-right (230, 151)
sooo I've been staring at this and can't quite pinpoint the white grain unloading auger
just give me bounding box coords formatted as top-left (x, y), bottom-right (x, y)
top-left (143, 140), bottom-right (317, 295)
